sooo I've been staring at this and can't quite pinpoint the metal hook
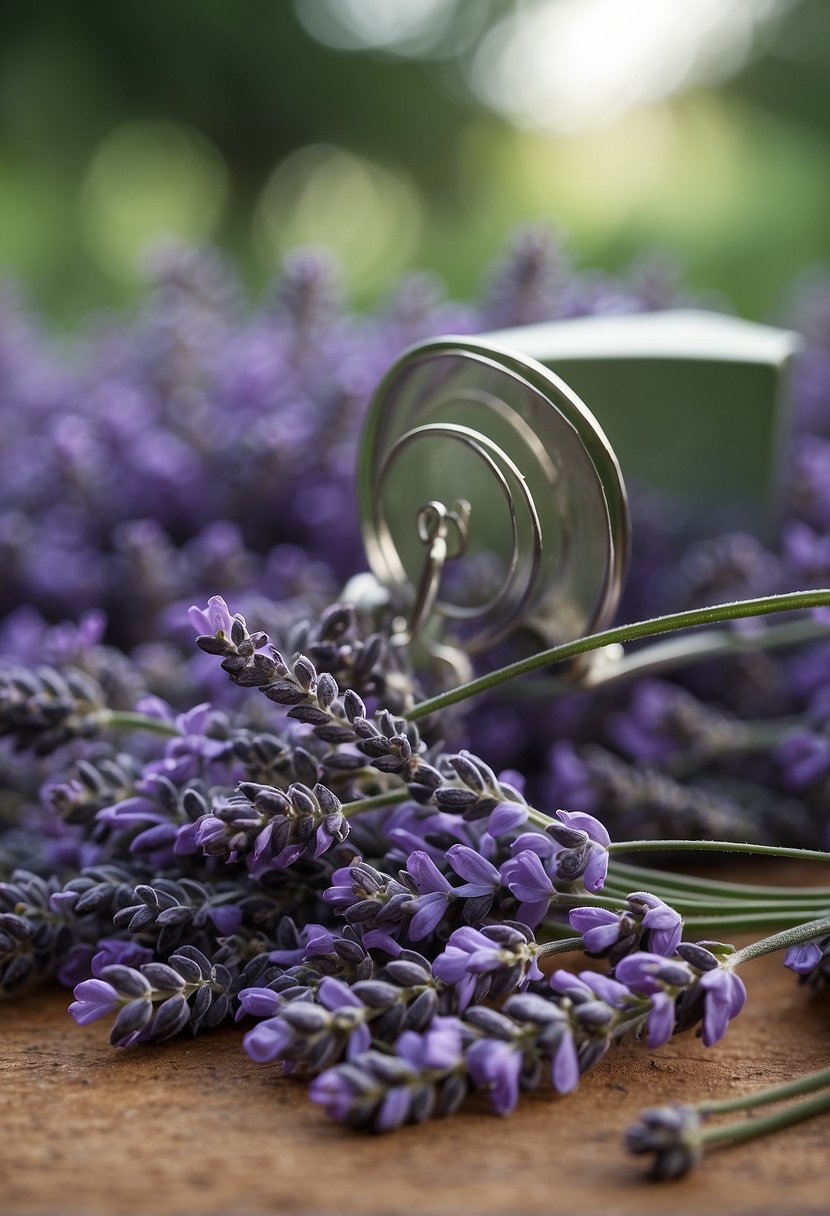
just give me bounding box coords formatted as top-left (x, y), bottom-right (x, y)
top-left (394, 498), bottom-right (471, 646)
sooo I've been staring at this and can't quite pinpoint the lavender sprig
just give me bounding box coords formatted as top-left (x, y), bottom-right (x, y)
top-left (69, 945), bottom-right (235, 1045)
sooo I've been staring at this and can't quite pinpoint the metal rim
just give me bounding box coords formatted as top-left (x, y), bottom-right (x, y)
top-left (357, 336), bottom-right (630, 648)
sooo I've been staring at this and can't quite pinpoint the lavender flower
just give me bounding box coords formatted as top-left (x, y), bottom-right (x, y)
top-left (625, 1104), bottom-right (704, 1180)
top-left (309, 1016), bottom-right (468, 1130)
top-left (569, 892), bottom-right (682, 961)
top-left (783, 934), bottom-right (830, 990)
top-left (432, 922), bottom-right (543, 1009)
top-left (499, 849), bottom-right (555, 928)
top-left (69, 946), bottom-right (234, 1045)
top-left (546, 809), bottom-right (611, 892)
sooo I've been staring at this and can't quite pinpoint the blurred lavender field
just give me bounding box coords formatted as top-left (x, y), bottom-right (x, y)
top-left (3, 231), bottom-right (830, 861)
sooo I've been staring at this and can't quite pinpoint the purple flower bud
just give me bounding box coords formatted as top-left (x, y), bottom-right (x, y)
top-left (466, 1038), bottom-right (522, 1115)
top-left (237, 987), bottom-right (282, 1018)
top-left (69, 979), bottom-right (121, 1025)
top-left (188, 595), bottom-right (235, 639)
top-left (784, 942), bottom-right (823, 974)
top-left (487, 801), bottom-right (528, 837)
top-left (445, 845), bottom-right (501, 897)
top-left (568, 907), bottom-right (622, 953)
top-left (243, 1016), bottom-right (294, 1063)
top-left (500, 850), bottom-right (554, 928)
top-left (698, 968), bottom-right (747, 1046)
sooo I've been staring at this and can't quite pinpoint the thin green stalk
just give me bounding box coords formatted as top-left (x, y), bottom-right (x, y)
top-left (700, 1088), bottom-right (830, 1150)
top-left (729, 915), bottom-right (830, 967)
top-left (536, 936), bottom-right (584, 958)
top-left (98, 710), bottom-right (180, 738)
top-left (599, 884), bottom-right (830, 917)
top-left (407, 589), bottom-right (830, 720)
top-left (608, 860), bottom-right (830, 901)
top-left (341, 787), bottom-right (411, 818)
top-left (507, 618), bottom-right (830, 699)
top-left (601, 873), bottom-right (830, 906)
top-left (700, 1067), bottom-right (830, 1117)
top-left (608, 839), bottom-right (830, 863)
top-left (681, 910), bottom-right (828, 932)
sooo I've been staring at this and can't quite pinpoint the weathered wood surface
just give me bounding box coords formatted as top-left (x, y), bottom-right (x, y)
top-left (2, 868), bottom-right (829, 1216)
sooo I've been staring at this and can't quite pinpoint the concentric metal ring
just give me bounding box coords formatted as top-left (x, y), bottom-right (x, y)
top-left (357, 336), bottom-right (630, 650)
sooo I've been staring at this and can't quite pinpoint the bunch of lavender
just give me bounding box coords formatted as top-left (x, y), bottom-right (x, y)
top-left (3, 583), bottom-right (829, 1182)
top-left (3, 235), bottom-right (830, 1180)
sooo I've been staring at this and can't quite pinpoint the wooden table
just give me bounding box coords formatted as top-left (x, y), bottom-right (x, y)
top-left (2, 875), bottom-right (829, 1216)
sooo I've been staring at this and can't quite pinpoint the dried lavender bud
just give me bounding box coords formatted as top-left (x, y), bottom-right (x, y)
top-left (784, 935), bottom-right (830, 989)
top-left (0, 664), bottom-right (106, 754)
top-left (70, 945), bottom-right (236, 1045)
top-left (112, 877), bottom-right (246, 953)
top-left (43, 752), bottom-right (141, 827)
top-left (191, 780), bottom-right (348, 871)
top-left (625, 1104), bottom-right (704, 1180)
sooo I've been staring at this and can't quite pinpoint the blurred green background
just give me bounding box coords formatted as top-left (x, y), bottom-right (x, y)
top-left (3, 0), bottom-right (830, 321)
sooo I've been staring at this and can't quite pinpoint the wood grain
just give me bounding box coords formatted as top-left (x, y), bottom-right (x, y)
top-left (2, 867), bottom-right (829, 1216)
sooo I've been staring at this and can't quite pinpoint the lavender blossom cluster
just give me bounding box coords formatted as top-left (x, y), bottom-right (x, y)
top-left (0, 591), bottom-right (757, 1141)
top-left (2, 233), bottom-right (830, 1174)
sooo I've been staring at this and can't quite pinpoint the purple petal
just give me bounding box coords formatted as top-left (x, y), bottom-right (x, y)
top-left (510, 832), bottom-right (557, 860)
top-left (346, 1023), bottom-right (372, 1060)
top-left (173, 821), bottom-right (201, 855)
top-left (578, 972), bottom-right (633, 1008)
top-left (551, 1032), bottom-right (580, 1093)
top-left (582, 845), bottom-right (609, 893)
top-left (422, 1019), bottom-right (463, 1069)
top-left (446, 845), bottom-right (500, 888)
top-left (376, 1086), bottom-right (412, 1131)
top-left (646, 992), bottom-right (676, 1047)
top-left (467, 1039), bottom-right (521, 1115)
top-left (515, 897), bottom-right (551, 930)
top-left (501, 850), bottom-right (553, 903)
top-left (318, 976), bottom-right (362, 1011)
top-left (432, 946), bottom-right (473, 985)
top-left (615, 953), bottom-right (662, 994)
top-left (699, 970), bottom-right (747, 1046)
top-left (208, 905), bottom-right (243, 935)
top-left (784, 943), bottom-right (823, 974)
top-left (487, 802), bottom-right (528, 836)
top-left (407, 892), bottom-right (449, 941)
top-left (130, 823), bottom-right (176, 853)
top-left (361, 930), bottom-right (402, 956)
top-left (568, 906), bottom-right (619, 950)
top-left (556, 810), bottom-right (611, 848)
top-left (309, 1071), bottom-right (353, 1120)
top-left (395, 1030), bottom-right (425, 1069)
top-left (238, 988), bottom-right (282, 1018)
top-left (243, 1018), bottom-right (293, 1063)
top-left (406, 850), bottom-right (452, 894)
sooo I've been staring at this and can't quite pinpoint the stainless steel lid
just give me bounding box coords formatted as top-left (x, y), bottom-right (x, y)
top-left (357, 336), bottom-right (630, 652)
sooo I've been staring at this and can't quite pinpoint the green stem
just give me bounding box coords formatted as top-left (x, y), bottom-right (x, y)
top-left (599, 885), bottom-right (830, 918)
top-left (601, 873), bottom-right (830, 906)
top-left (729, 916), bottom-right (830, 967)
top-left (536, 936), bottom-right (584, 958)
top-left (341, 787), bottom-right (411, 818)
top-left (682, 910), bottom-right (828, 931)
top-left (407, 589), bottom-right (830, 721)
top-left (608, 861), bottom-right (830, 901)
top-left (98, 710), bottom-right (180, 738)
top-left (700, 1067), bottom-right (830, 1117)
top-left (608, 839), bottom-right (830, 863)
top-left (700, 1088), bottom-right (830, 1150)
top-left (508, 618), bottom-right (830, 699)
